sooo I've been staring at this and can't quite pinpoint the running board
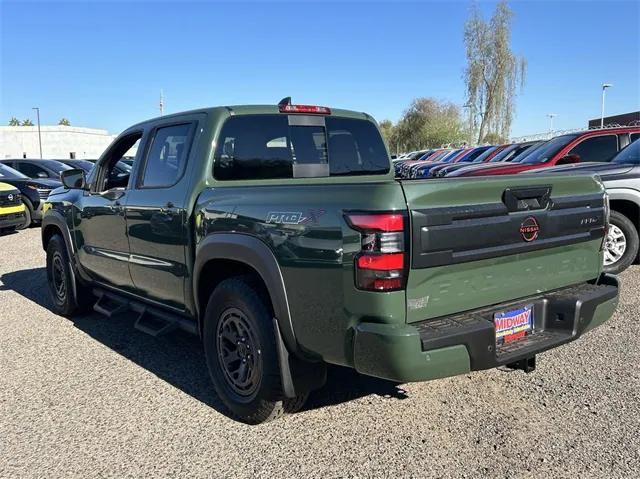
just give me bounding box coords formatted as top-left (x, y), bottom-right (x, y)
top-left (91, 288), bottom-right (198, 337)
top-left (93, 291), bottom-right (128, 317)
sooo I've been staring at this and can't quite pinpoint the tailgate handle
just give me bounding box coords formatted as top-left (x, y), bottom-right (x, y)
top-left (503, 186), bottom-right (551, 212)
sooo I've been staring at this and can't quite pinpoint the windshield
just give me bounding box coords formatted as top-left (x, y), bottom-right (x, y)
top-left (46, 160), bottom-right (73, 174)
top-left (510, 141), bottom-right (543, 163)
top-left (0, 163), bottom-right (29, 179)
top-left (472, 146), bottom-right (498, 163)
top-left (488, 144), bottom-right (518, 162)
top-left (69, 160), bottom-right (95, 172)
top-left (520, 134), bottom-right (579, 164)
top-left (612, 139), bottom-right (640, 164)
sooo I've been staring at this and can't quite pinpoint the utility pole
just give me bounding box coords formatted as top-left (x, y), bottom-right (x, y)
top-left (546, 113), bottom-right (557, 136)
top-left (601, 83), bottom-right (612, 128)
top-left (32, 107), bottom-right (43, 159)
top-left (159, 89), bottom-right (164, 116)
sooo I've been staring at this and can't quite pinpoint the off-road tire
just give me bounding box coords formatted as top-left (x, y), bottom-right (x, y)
top-left (46, 234), bottom-right (92, 316)
top-left (203, 276), bottom-right (307, 424)
top-left (603, 211), bottom-right (639, 275)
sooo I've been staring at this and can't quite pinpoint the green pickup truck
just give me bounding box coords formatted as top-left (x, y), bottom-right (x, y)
top-left (42, 100), bottom-right (619, 423)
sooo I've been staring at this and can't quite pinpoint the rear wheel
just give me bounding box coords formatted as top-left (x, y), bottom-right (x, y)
top-left (203, 277), bottom-right (307, 424)
top-left (603, 211), bottom-right (639, 274)
top-left (46, 235), bottom-right (92, 316)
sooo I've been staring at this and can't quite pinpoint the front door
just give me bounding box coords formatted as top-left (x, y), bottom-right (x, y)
top-left (125, 118), bottom-right (201, 310)
top-left (74, 132), bottom-right (143, 291)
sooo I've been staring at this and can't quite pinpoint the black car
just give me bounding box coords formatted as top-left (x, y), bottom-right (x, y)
top-left (0, 159), bottom-right (72, 181)
top-left (0, 163), bottom-right (61, 228)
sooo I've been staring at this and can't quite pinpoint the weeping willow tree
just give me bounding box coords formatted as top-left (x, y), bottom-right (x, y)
top-left (464, 1), bottom-right (526, 143)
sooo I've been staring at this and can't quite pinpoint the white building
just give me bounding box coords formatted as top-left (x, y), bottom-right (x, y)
top-left (0, 125), bottom-right (117, 159)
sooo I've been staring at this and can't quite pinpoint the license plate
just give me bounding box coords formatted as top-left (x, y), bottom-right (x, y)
top-left (494, 304), bottom-right (534, 345)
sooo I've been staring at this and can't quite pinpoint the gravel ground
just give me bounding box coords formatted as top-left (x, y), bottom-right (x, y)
top-left (0, 227), bottom-right (638, 478)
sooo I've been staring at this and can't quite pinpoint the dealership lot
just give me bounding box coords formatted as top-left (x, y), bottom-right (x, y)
top-left (0, 228), bottom-right (638, 478)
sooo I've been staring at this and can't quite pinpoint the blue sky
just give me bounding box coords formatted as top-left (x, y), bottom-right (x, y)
top-left (1, 1), bottom-right (638, 137)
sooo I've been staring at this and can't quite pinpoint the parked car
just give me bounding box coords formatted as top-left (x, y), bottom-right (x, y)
top-left (428, 145), bottom-right (509, 177)
top-left (528, 139), bottom-right (640, 274)
top-left (447, 140), bottom-right (547, 178)
top-left (433, 142), bottom-right (540, 178)
top-left (0, 181), bottom-right (26, 233)
top-left (0, 159), bottom-right (72, 181)
top-left (42, 101), bottom-right (617, 424)
top-left (0, 163), bottom-right (60, 228)
top-left (451, 127), bottom-right (640, 177)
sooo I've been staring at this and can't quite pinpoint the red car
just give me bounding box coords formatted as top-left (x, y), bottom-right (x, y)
top-left (451, 127), bottom-right (640, 177)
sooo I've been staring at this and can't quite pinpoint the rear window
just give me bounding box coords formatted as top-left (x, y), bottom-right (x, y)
top-left (214, 115), bottom-right (389, 180)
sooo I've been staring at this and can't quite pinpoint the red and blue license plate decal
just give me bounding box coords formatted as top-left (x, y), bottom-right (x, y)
top-left (494, 304), bottom-right (534, 345)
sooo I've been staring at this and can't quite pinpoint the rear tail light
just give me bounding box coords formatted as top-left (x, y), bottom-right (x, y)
top-left (279, 104), bottom-right (331, 115)
top-left (346, 212), bottom-right (407, 292)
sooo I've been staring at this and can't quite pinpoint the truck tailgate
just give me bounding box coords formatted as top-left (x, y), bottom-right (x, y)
top-left (400, 175), bottom-right (607, 323)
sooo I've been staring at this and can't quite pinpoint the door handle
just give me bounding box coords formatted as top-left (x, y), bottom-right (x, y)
top-left (160, 202), bottom-right (176, 214)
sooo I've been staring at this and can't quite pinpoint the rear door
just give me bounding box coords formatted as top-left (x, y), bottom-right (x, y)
top-left (124, 114), bottom-right (203, 310)
top-left (400, 175), bottom-right (606, 323)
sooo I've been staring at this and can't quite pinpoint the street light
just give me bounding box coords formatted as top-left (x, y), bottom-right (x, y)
top-left (546, 113), bottom-right (557, 136)
top-left (32, 107), bottom-right (43, 159)
top-left (601, 83), bottom-right (613, 128)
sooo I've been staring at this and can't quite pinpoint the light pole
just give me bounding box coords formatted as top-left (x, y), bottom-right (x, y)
top-left (546, 113), bottom-right (557, 136)
top-left (32, 107), bottom-right (43, 159)
top-left (463, 103), bottom-right (473, 145)
top-left (601, 83), bottom-right (613, 128)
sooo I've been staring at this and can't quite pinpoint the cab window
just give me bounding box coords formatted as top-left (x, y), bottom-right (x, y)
top-left (139, 124), bottom-right (193, 188)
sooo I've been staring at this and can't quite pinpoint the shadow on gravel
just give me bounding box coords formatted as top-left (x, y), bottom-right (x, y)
top-left (1, 267), bottom-right (408, 419)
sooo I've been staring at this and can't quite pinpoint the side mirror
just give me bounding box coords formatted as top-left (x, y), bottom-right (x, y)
top-left (557, 154), bottom-right (581, 165)
top-left (36, 171), bottom-right (48, 178)
top-left (61, 168), bottom-right (87, 189)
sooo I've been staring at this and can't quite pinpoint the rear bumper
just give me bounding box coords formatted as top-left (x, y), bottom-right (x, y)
top-left (352, 274), bottom-right (619, 382)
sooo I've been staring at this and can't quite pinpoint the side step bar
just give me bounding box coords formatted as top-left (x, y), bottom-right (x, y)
top-left (91, 289), bottom-right (198, 337)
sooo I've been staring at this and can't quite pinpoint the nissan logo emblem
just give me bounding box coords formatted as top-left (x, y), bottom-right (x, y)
top-left (519, 216), bottom-right (540, 242)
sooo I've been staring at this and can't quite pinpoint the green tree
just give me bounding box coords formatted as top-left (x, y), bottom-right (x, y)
top-left (482, 132), bottom-right (507, 144)
top-left (378, 119), bottom-right (395, 152)
top-left (394, 97), bottom-right (466, 151)
top-left (8, 117), bottom-right (20, 126)
top-left (21, 119), bottom-right (34, 126)
top-left (58, 118), bottom-right (71, 126)
top-left (464, 0), bottom-right (526, 143)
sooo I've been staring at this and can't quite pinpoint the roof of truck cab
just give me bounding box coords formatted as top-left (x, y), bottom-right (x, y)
top-left (128, 104), bottom-right (374, 129)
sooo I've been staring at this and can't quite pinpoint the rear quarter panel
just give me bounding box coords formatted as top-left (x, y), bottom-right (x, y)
top-left (195, 181), bottom-right (407, 366)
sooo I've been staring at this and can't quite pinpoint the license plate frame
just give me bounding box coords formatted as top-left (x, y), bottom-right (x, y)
top-left (494, 304), bottom-right (534, 345)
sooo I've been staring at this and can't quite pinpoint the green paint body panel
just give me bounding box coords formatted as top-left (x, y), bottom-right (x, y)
top-left (42, 103), bottom-right (619, 386)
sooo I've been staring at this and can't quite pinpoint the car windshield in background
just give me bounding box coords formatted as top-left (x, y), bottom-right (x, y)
top-left (488, 144), bottom-right (518, 162)
top-left (472, 146), bottom-right (497, 163)
top-left (612, 139), bottom-right (640, 164)
top-left (46, 160), bottom-right (74, 174)
top-left (69, 160), bottom-right (95, 171)
top-left (214, 115), bottom-right (389, 180)
top-left (519, 134), bottom-right (579, 164)
top-left (0, 163), bottom-right (29, 179)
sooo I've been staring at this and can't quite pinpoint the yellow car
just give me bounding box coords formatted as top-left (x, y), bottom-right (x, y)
top-left (0, 181), bottom-right (26, 233)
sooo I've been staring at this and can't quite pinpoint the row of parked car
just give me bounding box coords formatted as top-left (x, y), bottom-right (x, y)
top-left (395, 126), bottom-right (640, 274)
top-left (0, 157), bottom-right (134, 231)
